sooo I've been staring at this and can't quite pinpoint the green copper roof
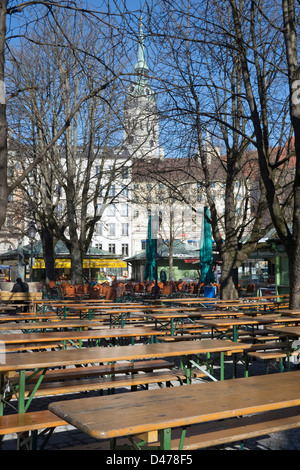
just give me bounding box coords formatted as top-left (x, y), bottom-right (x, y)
top-left (134, 21), bottom-right (149, 76)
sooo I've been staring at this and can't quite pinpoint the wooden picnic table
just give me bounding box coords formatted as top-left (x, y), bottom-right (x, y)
top-left (241, 294), bottom-right (289, 301)
top-left (189, 310), bottom-right (247, 318)
top-left (50, 302), bottom-right (152, 319)
top-left (215, 301), bottom-right (278, 311)
top-left (138, 312), bottom-right (191, 336)
top-left (278, 309), bottom-right (300, 316)
top-left (0, 339), bottom-right (251, 414)
top-left (0, 327), bottom-right (164, 350)
top-left (196, 314), bottom-right (300, 343)
top-left (267, 325), bottom-right (300, 338)
top-left (196, 316), bottom-right (265, 342)
top-left (0, 314), bottom-right (59, 323)
top-left (254, 314), bottom-right (300, 325)
top-left (0, 305), bottom-right (16, 311)
top-left (48, 370), bottom-right (300, 450)
top-left (0, 319), bottom-right (106, 331)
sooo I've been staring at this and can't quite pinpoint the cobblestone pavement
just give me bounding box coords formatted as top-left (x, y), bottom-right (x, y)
top-left (1, 345), bottom-right (300, 451)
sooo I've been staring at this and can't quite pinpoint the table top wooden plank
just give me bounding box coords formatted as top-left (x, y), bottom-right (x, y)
top-left (0, 327), bottom-right (164, 345)
top-left (48, 371), bottom-right (300, 440)
top-left (255, 315), bottom-right (300, 324)
top-left (140, 313), bottom-right (191, 319)
top-left (195, 317), bottom-right (262, 327)
top-left (279, 310), bottom-right (300, 316)
top-left (0, 339), bottom-right (251, 372)
top-left (0, 315), bottom-right (59, 323)
top-left (0, 319), bottom-right (106, 330)
top-left (268, 326), bottom-right (300, 337)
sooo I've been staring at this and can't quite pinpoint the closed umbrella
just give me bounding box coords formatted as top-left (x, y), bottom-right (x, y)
top-left (200, 206), bottom-right (215, 284)
top-left (144, 214), bottom-right (156, 281)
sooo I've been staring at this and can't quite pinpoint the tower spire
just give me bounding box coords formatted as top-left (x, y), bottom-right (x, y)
top-left (135, 18), bottom-right (149, 82)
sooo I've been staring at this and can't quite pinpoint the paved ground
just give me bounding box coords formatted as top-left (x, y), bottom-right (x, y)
top-left (1, 346), bottom-right (300, 452)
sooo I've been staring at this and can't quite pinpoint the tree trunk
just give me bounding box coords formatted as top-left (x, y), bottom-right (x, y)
top-left (0, 1), bottom-right (7, 229)
top-left (40, 227), bottom-right (56, 282)
top-left (283, 0), bottom-right (300, 309)
top-left (168, 210), bottom-right (174, 280)
top-left (68, 239), bottom-right (83, 285)
top-left (220, 253), bottom-right (239, 300)
top-left (287, 240), bottom-right (300, 308)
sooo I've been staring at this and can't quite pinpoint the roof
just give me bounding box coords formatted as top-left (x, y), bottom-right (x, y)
top-left (0, 240), bottom-right (115, 260)
top-left (125, 241), bottom-right (199, 262)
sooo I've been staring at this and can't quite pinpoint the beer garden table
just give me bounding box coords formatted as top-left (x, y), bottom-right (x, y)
top-left (48, 370), bottom-right (300, 450)
top-left (0, 327), bottom-right (164, 351)
top-left (0, 339), bottom-right (251, 414)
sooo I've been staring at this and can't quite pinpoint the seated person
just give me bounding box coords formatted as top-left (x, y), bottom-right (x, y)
top-left (12, 277), bottom-right (29, 293)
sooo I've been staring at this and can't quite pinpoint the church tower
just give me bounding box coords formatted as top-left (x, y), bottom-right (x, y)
top-left (123, 21), bottom-right (161, 159)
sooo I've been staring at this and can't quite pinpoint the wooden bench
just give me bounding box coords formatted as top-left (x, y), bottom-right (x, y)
top-left (5, 360), bottom-right (205, 401)
top-left (237, 329), bottom-right (282, 343)
top-left (0, 292), bottom-right (43, 313)
top-left (5, 369), bottom-right (205, 407)
top-left (130, 406), bottom-right (300, 450)
top-left (67, 405), bottom-right (300, 451)
top-left (159, 335), bottom-right (206, 342)
top-left (24, 360), bottom-right (175, 383)
top-left (244, 341), bottom-right (296, 373)
top-left (0, 410), bottom-right (67, 450)
top-left (1, 342), bottom-right (67, 353)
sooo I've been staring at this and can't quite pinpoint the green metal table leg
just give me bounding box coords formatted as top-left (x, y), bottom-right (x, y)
top-left (0, 373), bottom-right (4, 416)
top-left (233, 325), bottom-right (238, 342)
top-left (18, 370), bottom-right (26, 414)
top-left (170, 318), bottom-right (175, 336)
top-left (220, 352), bottom-right (224, 381)
top-left (160, 428), bottom-right (172, 450)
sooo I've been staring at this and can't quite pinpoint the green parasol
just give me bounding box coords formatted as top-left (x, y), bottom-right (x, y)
top-left (144, 214), bottom-right (156, 281)
top-left (200, 206), bottom-right (215, 284)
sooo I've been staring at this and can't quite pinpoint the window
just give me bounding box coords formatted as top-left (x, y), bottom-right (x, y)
top-left (95, 166), bottom-right (101, 176)
top-left (108, 223), bottom-right (116, 236)
top-left (122, 185), bottom-right (129, 198)
top-left (122, 244), bottom-right (129, 256)
top-left (108, 244), bottom-right (116, 254)
top-left (122, 223), bottom-right (129, 236)
top-left (95, 243), bottom-right (102, 250)
top-left (108, 185), bottom-right (115, 197)
top-left (96, 204), bottom-right (102, 216)
top-left (122, 167), bottom-right (129, 179)
top-left (56, 203), bottom-right (63, 216)
top-left (96, 222), bottom-right (103, 236)
top-left (121, 204), bottom-right (128, 217)
top-left (108, 204), bottom-right (116, 216)
top-left (133, 210), bottom-right (139, 218)
top-left (141, 240), bottom-right (146, 250)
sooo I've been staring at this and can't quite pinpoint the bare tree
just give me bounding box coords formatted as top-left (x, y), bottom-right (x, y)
top-left (141, 0), bottom-right (289, 298)
top-left (7, 7), bottom-right (131, 283)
